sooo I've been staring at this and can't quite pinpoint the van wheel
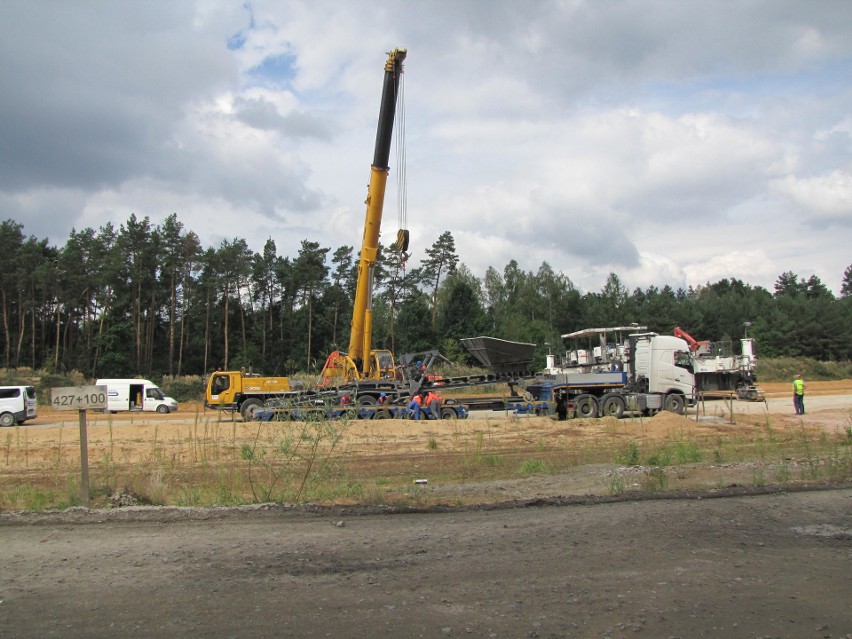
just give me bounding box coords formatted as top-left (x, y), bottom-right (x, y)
top-left (156, 405), bottom-right (169, 414)
top-left (240, 399), bottom-right (263, 421)
top-left (0, 412), bottom-right (14, 427)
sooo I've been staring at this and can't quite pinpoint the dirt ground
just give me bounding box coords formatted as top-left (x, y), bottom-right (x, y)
top-left (4, 380), bottom-right (851, 503)
top-left (1, 488), bottom-right (850, 638)
top-left (0, 381), bottom-right (850, 638)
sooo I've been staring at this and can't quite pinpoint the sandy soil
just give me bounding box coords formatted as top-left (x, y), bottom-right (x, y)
top-left (1, 381), bottom-right (850, 637)
top-left (5, 380), bottom-right (850, 502)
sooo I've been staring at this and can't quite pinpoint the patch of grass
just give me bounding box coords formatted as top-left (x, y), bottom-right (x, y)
top-left (481, 454), bottom-right (502, 467)
top-left (0, 483), bottom-right (59, 510)
top-left (639, 467), bottom-right (668, 492)
top-left (359, 482), bottom-right (387, 506)
top-left (519, 459), bottom-right (547, 475)
top-left (646, 448), bottom-right (673, 467)
top-left (608, 474), bottom-right (626, 496)
top-left (797, 423), bottom-right (820, 480)
top-left (617, 441), bottom-right (640, 466)
top-left (673, 440), bottom-right (702, 464)
top-left (4, 391), bottom-right (852, 510)
top-left (825, 443), bottom-right (852, 483)
top-left (775, 460), bottom-right (791, 484)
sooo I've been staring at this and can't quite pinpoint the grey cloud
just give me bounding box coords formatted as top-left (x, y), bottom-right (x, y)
top-left (0, 2), bottom-right (236, 193)
top-left (551, 222), bottom-right (641, 269)
top-left (234, 97), bottom-right (332, 140)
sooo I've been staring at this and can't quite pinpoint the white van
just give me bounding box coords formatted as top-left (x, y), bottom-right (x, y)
top-left (0, 385), bottom-right (38, 426)
top-left (95, 379), bottom-right (179, 414)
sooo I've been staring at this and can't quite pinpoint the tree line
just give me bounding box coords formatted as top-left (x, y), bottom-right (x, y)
top-left (1, 215), bottom-right (850, 379)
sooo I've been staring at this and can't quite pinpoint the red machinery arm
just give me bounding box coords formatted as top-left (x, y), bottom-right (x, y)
top-left (673, 326), bottom-right (699, 351)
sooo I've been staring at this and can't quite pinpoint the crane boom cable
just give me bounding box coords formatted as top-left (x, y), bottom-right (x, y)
top-left (395, 73), bottom-right (407, 246)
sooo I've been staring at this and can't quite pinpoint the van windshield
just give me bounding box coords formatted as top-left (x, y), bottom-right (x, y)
top-left (146, 387), bottom-right (165, 401)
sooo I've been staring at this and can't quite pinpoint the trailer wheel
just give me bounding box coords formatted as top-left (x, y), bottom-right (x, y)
top-left (664, 393), bottom-right (686, 415)
top-left (601, 395), bottom-right (625, 419)
top-left (0, 412), bottom-right (14, 427)
top-left (156, 405), bottom-right (169, 414)
top-left (240, 398), bottom-right (263, 421)
top-left (440, 407), bottom-right (458, 420)
top-left (373, 408), bottom-right (391, 420)
top-left (575, 395), bottom-right (598, 419)
top-left (357, 395), bottom-right (376, 406)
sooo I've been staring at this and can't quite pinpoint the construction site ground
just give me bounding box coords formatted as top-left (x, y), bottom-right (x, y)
top-left (1, 381), bottom-right (850, 637)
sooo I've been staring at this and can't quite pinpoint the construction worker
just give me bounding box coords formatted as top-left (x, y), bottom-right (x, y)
top-left (414, 360), bottom-right (425, 381)
top-left (555, 393), bottom-right (568, 421)
top-left (424, 389), bottom-right (441, 419)
top-left (407, 393), bottom-right (422, 420)
top-left (793, 373), bottom-right (805, 415)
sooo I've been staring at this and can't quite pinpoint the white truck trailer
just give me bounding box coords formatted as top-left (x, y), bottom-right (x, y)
top-left (95, 379), bottom-right (179, 414)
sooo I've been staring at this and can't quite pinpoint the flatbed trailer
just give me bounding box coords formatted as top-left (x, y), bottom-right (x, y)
top-left (254, 398), bottom-right (469, 421)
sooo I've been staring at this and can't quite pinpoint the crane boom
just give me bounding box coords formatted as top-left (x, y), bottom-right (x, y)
top-left (318, 49), bottom-right (406, 387)
top-left (348, 48), bottom-right (406, 371)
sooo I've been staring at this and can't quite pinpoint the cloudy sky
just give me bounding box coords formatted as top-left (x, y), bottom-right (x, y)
top-left (2, 1), bottom-right (850, 294)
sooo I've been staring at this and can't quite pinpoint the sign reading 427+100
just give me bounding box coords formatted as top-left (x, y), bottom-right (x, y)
top-left (51, 385), bottom-right (108, 411)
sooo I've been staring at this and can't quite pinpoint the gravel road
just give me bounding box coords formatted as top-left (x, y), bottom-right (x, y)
top-left (2, 488), bottom-right (850, 638)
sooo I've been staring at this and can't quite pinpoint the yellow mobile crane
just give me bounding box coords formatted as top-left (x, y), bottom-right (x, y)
top-left (206, 49), bottom-right (407, 418)
top-left (318, 48), bottom-right (408, 389)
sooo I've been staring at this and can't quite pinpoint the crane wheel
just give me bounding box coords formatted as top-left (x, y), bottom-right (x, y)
top-left (240, 399), bottom-right (263, 421)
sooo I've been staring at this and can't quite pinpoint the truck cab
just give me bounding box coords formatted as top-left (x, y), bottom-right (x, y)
top-left (205, 370), bottom-right (293, 420)
top-left (630, 334), bottom-right (694, 397)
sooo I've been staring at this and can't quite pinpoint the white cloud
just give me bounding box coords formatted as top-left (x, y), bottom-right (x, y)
top-left (772, 170), bottom-right (852, 223)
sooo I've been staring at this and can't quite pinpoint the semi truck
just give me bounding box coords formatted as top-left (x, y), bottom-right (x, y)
top-left (519, 328), bottom-right (696, 418)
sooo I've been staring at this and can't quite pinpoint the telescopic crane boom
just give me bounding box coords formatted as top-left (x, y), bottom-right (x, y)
top-left (319, 48), bottom-right (407, 386)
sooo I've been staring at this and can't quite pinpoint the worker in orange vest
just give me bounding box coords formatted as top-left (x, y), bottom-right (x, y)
top-left (407, 393), bottom-right (422, 420)
top-left (423, 390), bottom-right (441, 419)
